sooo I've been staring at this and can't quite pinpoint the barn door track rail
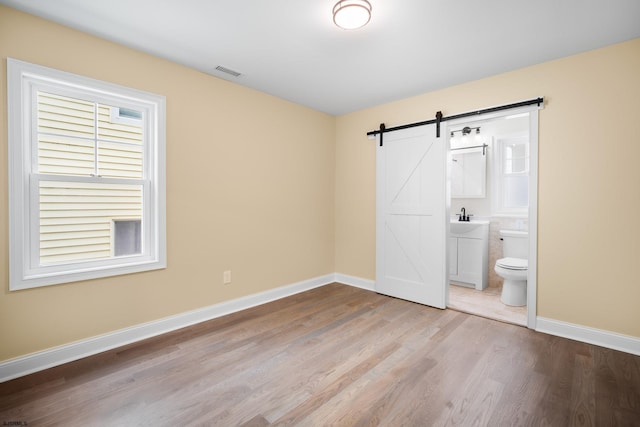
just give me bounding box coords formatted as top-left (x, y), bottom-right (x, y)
top-left (368, 97), bottom-right (544, 146)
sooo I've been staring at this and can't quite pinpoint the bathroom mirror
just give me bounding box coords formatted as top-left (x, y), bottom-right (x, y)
top-left (451, 147), bottom-right (487, 198)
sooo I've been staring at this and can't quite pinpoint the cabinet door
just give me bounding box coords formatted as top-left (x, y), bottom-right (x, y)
top-left (449, 237), bottom-right (458, 276)
top-left (457, 238), bottom-right (483, 282)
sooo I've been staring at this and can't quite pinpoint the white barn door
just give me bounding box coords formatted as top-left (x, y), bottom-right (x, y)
top-left (375, 124), bottom-right (447, 308)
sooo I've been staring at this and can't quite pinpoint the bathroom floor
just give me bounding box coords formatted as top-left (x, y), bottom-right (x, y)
top-left (448, 284), bottom-right (526, 326)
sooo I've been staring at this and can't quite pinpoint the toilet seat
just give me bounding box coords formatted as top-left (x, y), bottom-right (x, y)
top-left (496, 257), bottom-right (528, 270)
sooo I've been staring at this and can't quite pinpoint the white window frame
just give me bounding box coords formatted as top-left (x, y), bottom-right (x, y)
top-left (7, 58), bottom-right (166, 291)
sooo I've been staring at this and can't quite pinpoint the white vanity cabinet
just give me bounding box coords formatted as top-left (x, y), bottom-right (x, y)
top-left (449, 221), bottom-right (489, 290)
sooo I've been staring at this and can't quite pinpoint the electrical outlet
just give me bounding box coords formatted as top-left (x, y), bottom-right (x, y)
top-left (223, 270), bottom-right (232, 284)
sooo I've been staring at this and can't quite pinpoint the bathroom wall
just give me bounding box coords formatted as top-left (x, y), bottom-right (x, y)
top-left (335, 38), bottom-right (640, 338)
top-left (0, 7), bottom-right (336, 362)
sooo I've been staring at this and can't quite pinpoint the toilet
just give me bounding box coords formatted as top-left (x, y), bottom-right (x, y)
top-left (494, 230), bottom-right (528, 306)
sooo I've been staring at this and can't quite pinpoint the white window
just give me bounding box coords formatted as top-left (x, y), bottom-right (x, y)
top-left (7, 58), bottom-right (166, 290)
top-left (492, 135), bottom-right (529, 216)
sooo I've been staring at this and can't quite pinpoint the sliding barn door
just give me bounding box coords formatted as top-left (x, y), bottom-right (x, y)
top-left (375, 124), bottom-right (447, 308)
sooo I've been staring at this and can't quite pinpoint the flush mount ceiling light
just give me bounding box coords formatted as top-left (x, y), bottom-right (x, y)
top-left (333, 0), bottom-right (372, 30)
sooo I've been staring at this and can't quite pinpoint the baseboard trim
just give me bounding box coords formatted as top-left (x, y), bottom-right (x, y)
top-left (536, 317), bottom-right (640, 356)
top-left (0, 274), bottom-right (335, 383)
top-left (5, 277), bottom-right (637, 382)
top-left (334, 273), bottom-right (375, 292)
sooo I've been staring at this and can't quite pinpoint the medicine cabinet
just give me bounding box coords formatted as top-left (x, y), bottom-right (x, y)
top-left (451, 146), bottom-right (487, 198)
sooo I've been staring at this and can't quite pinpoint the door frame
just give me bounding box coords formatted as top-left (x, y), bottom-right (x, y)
top-left (445, 106), bottom-right (539, 329)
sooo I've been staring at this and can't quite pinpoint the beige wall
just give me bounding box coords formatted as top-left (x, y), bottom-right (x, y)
top-left (335, 38), bottom-right (640, 338)
top-left (0, 7), bottom-right (336, 361)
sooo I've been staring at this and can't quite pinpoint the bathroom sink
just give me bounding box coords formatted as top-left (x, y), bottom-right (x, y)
top-left (450, 220), bottom-right (489, 234)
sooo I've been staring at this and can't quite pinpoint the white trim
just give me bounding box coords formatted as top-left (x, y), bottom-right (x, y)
top-left (334, 273), bottom-right (375, 291)
top-left (526, 110), bottom-right (539, 329)
top-left (536, 317), bottom-right (640, 356)
top-left (3, 274), bottom-right (639, 382)
top-left (0, 274), bottom-right (334, 383)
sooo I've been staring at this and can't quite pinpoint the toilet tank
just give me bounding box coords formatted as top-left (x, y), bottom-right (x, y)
top-left (499, 230), bottom-right (528, 259)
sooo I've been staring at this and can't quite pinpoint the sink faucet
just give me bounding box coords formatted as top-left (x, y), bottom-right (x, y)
top-left (457, 207), bottom-right (472, 221)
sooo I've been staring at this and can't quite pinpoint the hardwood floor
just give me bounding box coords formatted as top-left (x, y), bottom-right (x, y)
top-left (448, 284), bottom-right (527, 326)
top-left (1, 283), bottom-right (639, 426)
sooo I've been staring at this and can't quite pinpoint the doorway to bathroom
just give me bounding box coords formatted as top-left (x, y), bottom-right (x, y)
top-left (372, 99), bottom-right (540, 329)
top-left (446, 108), bottom-right (539, 327)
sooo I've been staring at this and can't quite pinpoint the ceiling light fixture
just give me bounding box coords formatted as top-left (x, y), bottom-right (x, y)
top-left (333, 0), bottom-right (372, 30)
top-left (451, 126), bottom-right (481, 136)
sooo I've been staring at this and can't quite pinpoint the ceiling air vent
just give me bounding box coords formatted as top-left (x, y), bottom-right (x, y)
top-left (215, 65), bottom-right (242, 77)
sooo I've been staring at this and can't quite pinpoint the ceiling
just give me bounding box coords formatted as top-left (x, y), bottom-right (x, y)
top-left (2, 0), bottom-right (640, 115)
